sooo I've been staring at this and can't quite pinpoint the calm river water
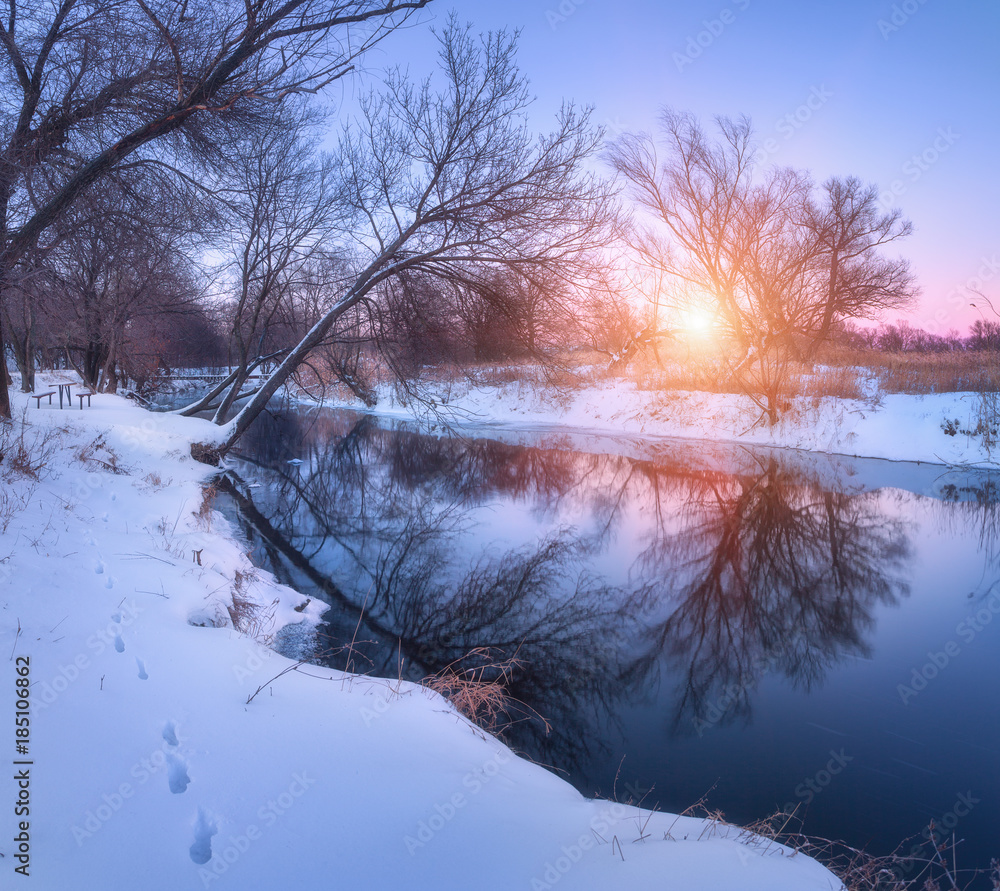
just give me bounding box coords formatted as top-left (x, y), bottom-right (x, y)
top-left (219, 406), bottom-right (1000, 886)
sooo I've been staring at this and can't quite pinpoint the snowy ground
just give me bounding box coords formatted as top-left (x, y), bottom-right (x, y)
top-left (315, 373), bottom-right (1000, 468)
top-left (1, 381), bottom-right (845, 889)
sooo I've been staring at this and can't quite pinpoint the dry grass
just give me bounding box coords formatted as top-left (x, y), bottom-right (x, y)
top-left (0, 410), bottom-right (60, 532)
top-left (815, 345), bottom-right (1000, 395)
top-left (227, 568), bottom-right (278, 642)
top-left (421, 647), bottom-right (551, 737)
top-left (577, 342), bottom-right (1000, 400)
top-left (664, 800), bottom-right (993, 891)
top-left (193, 483), bottom-right (219, 530)
top-left (422, 648), bottom-right (516, 732)
top-left (77, 433), bottom-right (127, 474)
top-left (1, 409), bottom-right (58, 480)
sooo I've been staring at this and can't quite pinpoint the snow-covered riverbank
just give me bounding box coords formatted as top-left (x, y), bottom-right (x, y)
top-left (1, 384), bottom-right (847, 889)
top-left (317, 374), bottom-right (1000, 468)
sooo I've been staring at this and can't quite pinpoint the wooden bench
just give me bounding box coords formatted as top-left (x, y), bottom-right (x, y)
top-left (31, 392), bottom-right (56, 408)
top-left (77, 392), bottom-right (93, 409)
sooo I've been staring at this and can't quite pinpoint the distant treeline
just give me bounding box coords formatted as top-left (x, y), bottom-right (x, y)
top-left (837, 319), bottom-right (1000, 353)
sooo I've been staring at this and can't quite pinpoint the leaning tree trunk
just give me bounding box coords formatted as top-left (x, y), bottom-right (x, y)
top-left (212, 364), bottom-right (249, 424)
top-left (192, 230), bottom-right (416, 461)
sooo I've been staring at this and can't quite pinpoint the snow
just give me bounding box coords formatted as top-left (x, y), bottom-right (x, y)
top-left (0, 383), bottom-right (847, 889)
top-left (318, 373), bottom-right (1000, 468)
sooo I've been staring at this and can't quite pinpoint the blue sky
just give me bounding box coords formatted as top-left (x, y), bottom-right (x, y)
top-left (361, 0), bottom-right (999, 335)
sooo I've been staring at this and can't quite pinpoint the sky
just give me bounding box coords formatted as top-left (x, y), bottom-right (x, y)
top-left (356, 0), bottom-right (1000, 336)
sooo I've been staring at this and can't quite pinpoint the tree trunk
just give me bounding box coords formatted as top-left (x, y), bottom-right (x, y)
top-left (212, 365), bottom-right (249, 424)
top-left (3, 303), bottom-right (33, 392)
top-left (82, 341), bottom-right (107, 390)
top-left (21, 299), bottom-right (36, 392)
top-left (10, 336), bottom-right (32, 392)
top-left (0, 295), bottom-right (11, 412)
top-left (100, 347), bottom-right (119, 393)
top-left (807, 249), bottom-right (840, 360)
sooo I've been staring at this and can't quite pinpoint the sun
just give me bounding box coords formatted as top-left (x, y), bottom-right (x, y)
top-left (680, 306), bottom-right (716, 338)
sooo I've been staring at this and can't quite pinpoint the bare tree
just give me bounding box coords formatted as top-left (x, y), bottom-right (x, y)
top-left (37, 173), bottom-right (203, 392)
top-left (609, 110), bottom-right (917, 423)
top-left (456, 266), bottom-right (581, 359)
top-left (0, 255), bottom-right (47, 391)
top-left (800, 176), bottom-right (915, 357)
top-left (210, 105), bottom-right (339, 423)
top-left (188, 20), bottom-right (615, 457)
top-left (0, 0), bottom-right (432, 417)
top-left (610, 112), bottom-right (808, 420)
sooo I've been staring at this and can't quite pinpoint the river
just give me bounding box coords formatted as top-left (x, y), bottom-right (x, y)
top-left (217, 405), bottom-right (1000, 886)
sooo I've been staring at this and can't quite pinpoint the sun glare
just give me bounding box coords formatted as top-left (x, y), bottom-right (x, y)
top-left (680, 307), bottom-right (715, 338)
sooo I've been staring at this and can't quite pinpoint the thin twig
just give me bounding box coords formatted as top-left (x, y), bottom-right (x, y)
top-left (246, 661), bottom-right (306, 704)
top-left (9, 619), bottom-right (21, 660)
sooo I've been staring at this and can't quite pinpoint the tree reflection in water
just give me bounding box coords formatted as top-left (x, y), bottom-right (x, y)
top-left (940, 477), bottom-right (1000, 567)
top-left (626, 455), bottom-right (911, 735)
top-left (228, 411), bottom-right (641, 766)
top-left (225, 409), bottom-right (916, 766)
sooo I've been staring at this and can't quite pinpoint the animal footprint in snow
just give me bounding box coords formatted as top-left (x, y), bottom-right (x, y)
top-left (162, 721), bottom-right (179, 747)
top-left (168, 754), bottom-right (191, 794)
top-left (104, 576), bottom-right (115, 589)
top-left (189, 808), bottom-right (217, 864)
top-left (114, 633), bottom-right (125, 653)
top-left (136, 658), bottom-right (148, 680)
top-left (110, 611), bottom-right (121, 623)
top-left (95, 562), bottom-right (105, 574)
